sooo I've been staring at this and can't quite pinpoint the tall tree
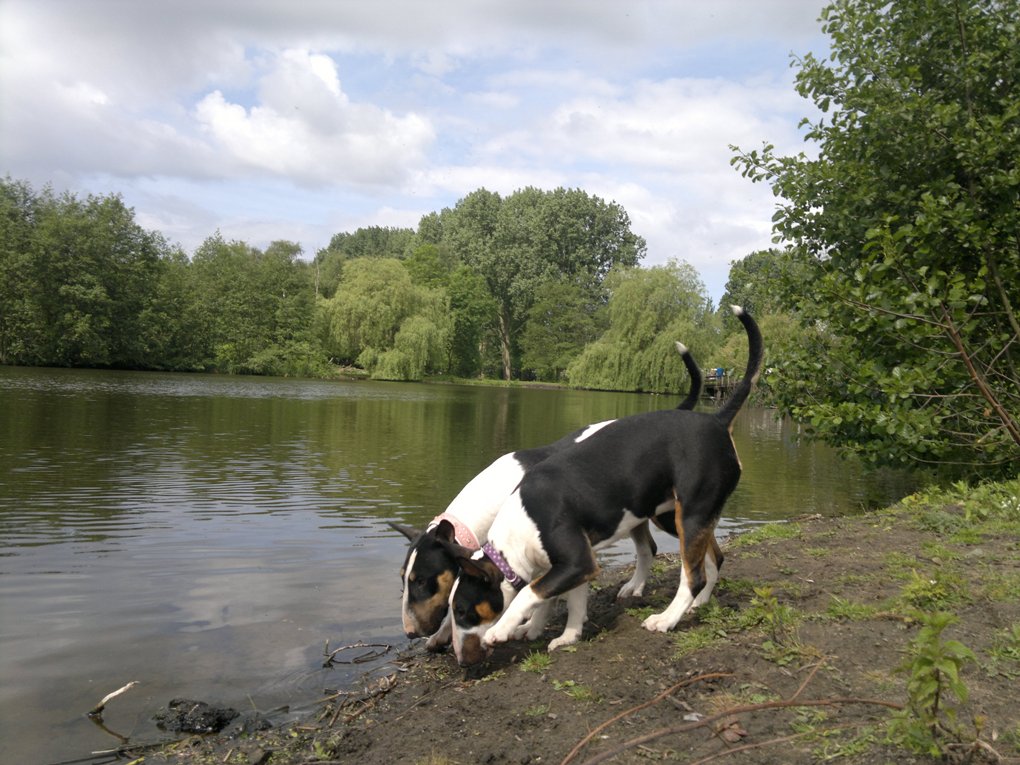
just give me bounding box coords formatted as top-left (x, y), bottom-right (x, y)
top-left (140, 246), bottom-right (207, 371)
top-left (719, 248), bottom-right (807, 318)
top-left (520, 280), bottom-right (605, 381)
top-left (444, 187), bottom-right (645, 380)
top-left (190, 235), bottom-right (317, 374)
top-left (12, 186), bottom-right (167, 367)
top-left (0, 177), bottom-right (41, 365)
top-left (733, 0), bottom-right (1020, 476)
top-left (313, 226), bottom-right (416, 299)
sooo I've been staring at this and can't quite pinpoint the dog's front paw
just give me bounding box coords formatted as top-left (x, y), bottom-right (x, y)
top-left (483, 623), bottom-right (514, 648)
top-left (424, 633), bottom-right (449, 652)
top-left (642, 612), bottom-right (678, 633)
top-left (548, 629), bottom-right (581, 651)
top-left (616, 577), bottom-right (646, 599)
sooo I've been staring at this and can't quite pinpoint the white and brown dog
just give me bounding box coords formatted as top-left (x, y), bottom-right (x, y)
top-left (391, 347), bottom-right (704, 649)
top-left (448, 306), bottom-right (762, 666)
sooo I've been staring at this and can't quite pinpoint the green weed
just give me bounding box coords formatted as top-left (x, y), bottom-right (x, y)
top-left (887, 611), bottom-right (976, 757)
top-left (919, 540), bottom-right (959, 563)
top-left (812, 728), bottom-right (878, 760)
top-left (748, 585), bottom-right (799, 639)
top-left (519, 650), bottom-right (552, 673)
top-left (715, 577), bottom-right (756, 597)
top-left (760, 635), bottom-right (820, 667)
top-left (980, 569), bottom-right (1020, 602)
top-left (897, 569), bottom-right (966, 610)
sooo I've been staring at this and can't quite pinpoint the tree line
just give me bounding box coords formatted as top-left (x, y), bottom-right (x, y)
top-left (1, 0), bottom-right (1017, 480)
top-left (0, 179), bottom-right (721, 385)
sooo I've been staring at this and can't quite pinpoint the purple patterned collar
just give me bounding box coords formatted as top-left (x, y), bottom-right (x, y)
top-left (481, 543), bottom-right (527, 591)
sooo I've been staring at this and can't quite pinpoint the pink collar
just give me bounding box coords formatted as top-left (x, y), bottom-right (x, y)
top-left (432, 512), bottom-right (480, 551)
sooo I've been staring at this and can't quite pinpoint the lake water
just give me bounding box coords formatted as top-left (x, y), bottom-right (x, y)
top-left (0, 367), bottom-right (915, 764)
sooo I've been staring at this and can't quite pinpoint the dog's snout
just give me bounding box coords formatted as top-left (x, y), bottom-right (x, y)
top-left (457, 633), bottom-right (491, 667)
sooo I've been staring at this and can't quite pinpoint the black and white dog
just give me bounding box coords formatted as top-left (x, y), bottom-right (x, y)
top-left (448, 306), bottom-right (763, 666)
top-left (391, 346), bottom-right (703, 649)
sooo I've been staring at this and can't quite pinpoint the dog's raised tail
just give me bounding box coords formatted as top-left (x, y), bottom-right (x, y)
top-left (674, 342), bottom-right (702, 411)
top-left (714, 306), bottom-right (763, 426)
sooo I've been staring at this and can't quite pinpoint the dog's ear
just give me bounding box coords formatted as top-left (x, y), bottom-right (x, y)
top-left (434, 519), bottom-right (456, 542)
top-left (456, 554), bottom-right (504, 589)
top-left (388, 522), bottom-right (422, 542)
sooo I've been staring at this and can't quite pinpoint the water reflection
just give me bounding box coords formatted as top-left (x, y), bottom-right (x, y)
top-left (0, 367), bottom-right (915, 764)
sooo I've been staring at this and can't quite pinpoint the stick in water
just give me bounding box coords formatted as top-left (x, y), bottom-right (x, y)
top-left (88, 681), bottom-right (139, 717)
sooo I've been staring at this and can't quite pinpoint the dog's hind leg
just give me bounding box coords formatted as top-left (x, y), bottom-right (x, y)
top-left (643, 494), bottom-right (716, 633)
top-left (618, 521), bottom-right (656, 599)
top-left (692, 541), bottom-right (721, 608)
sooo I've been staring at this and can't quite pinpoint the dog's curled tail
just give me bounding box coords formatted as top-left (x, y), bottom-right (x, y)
top-left (674, 341), bottom-right (702, 411)
top-left (714, 306), bottom-right (763, 426)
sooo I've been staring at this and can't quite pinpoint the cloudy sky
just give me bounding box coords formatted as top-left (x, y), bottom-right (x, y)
top-left (0, 1), bottom-right (828, 302)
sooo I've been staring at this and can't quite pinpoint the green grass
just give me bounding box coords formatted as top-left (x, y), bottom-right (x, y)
top-left (823, 595), bottom-right (879, 621)
top-left (727, 522), bottom-right (802, 548)
top-left (673, 625), bottom-right (727, 659)
top-left (519, 650), bottom-right (552, 673)
top-left (980, 569), bottom-right (1020, 602)
top-left (985, 623), bottom-right (1020, 678)
top-left (551, 679), bottom-right (599, 702)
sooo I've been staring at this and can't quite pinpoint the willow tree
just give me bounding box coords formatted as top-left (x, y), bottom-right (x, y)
top-left (324, 257), bottom-right (450, 380)
top-left (733, 0), bottom-right (1020, 477)
top-left (567, 260), bottom-right (712, 393)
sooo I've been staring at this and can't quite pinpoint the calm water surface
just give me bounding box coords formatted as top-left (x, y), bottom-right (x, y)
top-left (0, 367), bottom-right (915, 764)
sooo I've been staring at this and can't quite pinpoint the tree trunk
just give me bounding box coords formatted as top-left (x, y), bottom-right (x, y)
top-left (498, 308), bottom-right (512, 381)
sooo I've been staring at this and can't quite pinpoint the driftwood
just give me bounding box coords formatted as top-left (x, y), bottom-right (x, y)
top-left (87, 681), bottom-right (139, 718)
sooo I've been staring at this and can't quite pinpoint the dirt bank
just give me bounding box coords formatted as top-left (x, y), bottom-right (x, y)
top-left (145, 482), bottom-right (1020, 764)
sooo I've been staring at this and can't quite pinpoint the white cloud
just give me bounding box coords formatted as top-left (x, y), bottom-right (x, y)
top-left (0, 0), bottom-right (829, 300)
top-left (192, 49), bottom-right (435, 187)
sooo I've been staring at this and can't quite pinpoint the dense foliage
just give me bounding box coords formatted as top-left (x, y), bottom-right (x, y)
top-left (2, 178), bottom-right (711, 387)
top-left (733, 0), bottom-right (1020, 477)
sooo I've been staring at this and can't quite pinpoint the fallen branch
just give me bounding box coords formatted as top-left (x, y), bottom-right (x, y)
top-left (88, 681), bottom-right (139, 718)
top-left (560, 672), bottom-right (732, 765)
top-left (577, 695), bottom-right (903, 765)
top-left (323, 672), bottom-right (398, 726)
top-left (569, 661), bottom-right (904, 765)
top-left (322, 641), bottom-right (392, 666)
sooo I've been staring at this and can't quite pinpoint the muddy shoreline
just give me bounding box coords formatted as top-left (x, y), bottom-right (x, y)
top-left (124, 487), bottom-right (1020, 764)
